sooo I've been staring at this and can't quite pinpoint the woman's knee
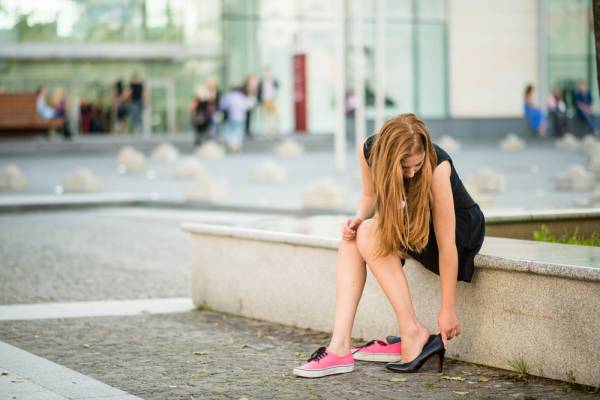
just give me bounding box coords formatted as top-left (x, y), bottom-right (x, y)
top-left (356, 218), bottom-right (377, 259)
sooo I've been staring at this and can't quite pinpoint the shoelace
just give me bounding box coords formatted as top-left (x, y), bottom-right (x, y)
top-left (353, 339), bottom-right (387, 350)
top-left (307, 346), bottom-right (328, 362)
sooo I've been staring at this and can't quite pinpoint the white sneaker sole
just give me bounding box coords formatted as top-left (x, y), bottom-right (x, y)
top-left (352, 352), bottom-right (402, 362)
top-left (293, 364), bottom-right (354, 378)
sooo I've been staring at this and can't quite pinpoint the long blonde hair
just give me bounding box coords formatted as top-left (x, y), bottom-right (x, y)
top-left (368, 113), bottom-right (437, 258)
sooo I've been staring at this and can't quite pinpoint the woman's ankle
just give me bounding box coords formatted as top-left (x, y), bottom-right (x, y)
top-left (327, 338), bottom-right (352, 356)
top-left (399, 321), bottom-right (429, 341)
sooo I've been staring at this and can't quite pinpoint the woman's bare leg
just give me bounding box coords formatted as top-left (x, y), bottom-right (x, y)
top-left (356, 219), bottom-right (430, 363)
top-left (326, 238), bottom-right (367, 356)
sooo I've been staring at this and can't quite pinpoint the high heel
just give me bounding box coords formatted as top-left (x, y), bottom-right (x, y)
top-left (386, 334), bottom-right (445, 373)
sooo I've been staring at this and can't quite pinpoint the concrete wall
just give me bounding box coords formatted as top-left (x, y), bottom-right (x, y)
top-left (183, 223), bottom-right (600, 386)
top-left (448, 0), bottom-right (539, 117)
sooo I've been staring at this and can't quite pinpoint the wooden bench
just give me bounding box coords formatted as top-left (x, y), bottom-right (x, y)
top-left (0, 93), bottom-right (63, 139)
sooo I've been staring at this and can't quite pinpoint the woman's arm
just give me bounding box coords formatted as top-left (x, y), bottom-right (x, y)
top-left (356, 144), bottom-right (376, 220)
top-left (342, 145), bottom-right (376, 241)
top-left (431, 160), bottom-right (460, 349)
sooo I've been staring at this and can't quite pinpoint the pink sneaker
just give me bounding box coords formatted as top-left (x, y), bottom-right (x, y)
top-left (293, 347), bottom-right (354, 378)
top-left (352, 336), bottom-right (402, 362)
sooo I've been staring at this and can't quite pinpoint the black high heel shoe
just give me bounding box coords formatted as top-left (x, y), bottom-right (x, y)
top-left (386, 334), bottom-right (445, 373)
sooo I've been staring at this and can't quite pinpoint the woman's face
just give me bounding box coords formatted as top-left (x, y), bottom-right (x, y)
top-left (401, 152), bottom-right (425, 179)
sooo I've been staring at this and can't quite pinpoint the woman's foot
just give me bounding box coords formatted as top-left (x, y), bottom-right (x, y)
top-left (293, 347), bottom-right (354, 378)
top-left (352, 336), bottom-right (402, 362)
top-left (386, 334), bottom-right (445, 373)
top-left (399, 323), bottom-right (430, 363)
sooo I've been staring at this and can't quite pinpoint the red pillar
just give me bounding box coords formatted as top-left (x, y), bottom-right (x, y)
top-left (293, 53), bottom-right (308, 133)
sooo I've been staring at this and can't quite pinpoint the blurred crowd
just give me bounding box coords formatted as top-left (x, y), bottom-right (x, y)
top-left (32, 67), bottom-right (280, 152)
top-left (524, 80), bottom-right (599, 138)
top-left (34, 71), bottom-right (149, 138)
top-left (190, 67), bottom-right (280, 152)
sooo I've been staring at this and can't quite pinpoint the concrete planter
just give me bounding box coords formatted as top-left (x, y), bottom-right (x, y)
top-left (182, 223), bottom-right (600, 386)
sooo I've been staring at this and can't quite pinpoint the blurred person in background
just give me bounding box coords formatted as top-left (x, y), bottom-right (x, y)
top-left (90, 98), bottom-right (111, 134)
top-left (50, 87), bottom-right (72, 139)
top-left (35, 86), bottom-right (69, 140)
top-left (112, 79), bottom-right (130, 134)
top-left (190, 85), bottom-right (212, 146)
top-left (206, 77), bottom-right (221, 140)
top-left (345, 89), bottom-right (357, 142)
top-left (258, 67), bottom-right (280, 135)
top-left (523, 84), bottom-right (546, 138)
top-left (546, 86), bottom-right (568, 137)
top-left (574, 81), bottom-right (598, 135)
top-left (129, 72), bottom-right (148, 134)
top-left (243, 73), bottom-right (259, 138)
top-left (36, 86), bottom-right (55, 120)
top-left (79, 95), bottom-right (93, 134)
top-left (219, 84), bottom-right (249, 152)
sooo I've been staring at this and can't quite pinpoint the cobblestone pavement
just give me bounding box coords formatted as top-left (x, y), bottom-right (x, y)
top-left (0, 310), bottom-right (597, 400)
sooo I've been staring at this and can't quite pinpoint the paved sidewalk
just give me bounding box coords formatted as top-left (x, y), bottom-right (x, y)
top-left (1, 204), bottom-right (598, 399)
top-left (1, 141), bottom-right (596, 210)
top-left (1, 341), bottom-right (141, 399)
top-left (0, 309), bottom-right (596, 400)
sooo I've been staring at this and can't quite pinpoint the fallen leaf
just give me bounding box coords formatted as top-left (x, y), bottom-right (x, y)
top-left (421, 381), bottom-right (438, 389)
top-left (442, 375), bottom-right (466, 381)
top-left (82, 344), bottom-right (91, 349)
top-left (293, 352), bottom-right (308, 359)
top-left (479, 376), bottom-right (490, 382)
top-left (453, 391), bottom-right (469, 396)
top-left (11, 378), bottom-right (26, 383)
top-left (390, 377), bottom-right (408, 382)
top-left (241, 344), bottom-right (250, 349)
top-left (256, 329), bottom-right (264, 338)
top-left (193, 351), bottom-right (210, 356)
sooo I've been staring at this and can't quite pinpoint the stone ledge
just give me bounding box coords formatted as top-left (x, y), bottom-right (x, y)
top-left (182, 222), bottom-right (600, 386)
top-left (484, 207), bottom-right (600, 223)
top-left (181, 223), bottom-right (600, 283)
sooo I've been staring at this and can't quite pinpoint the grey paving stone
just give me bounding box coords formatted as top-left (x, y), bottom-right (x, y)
top-left (33, 375), bottom-right (129, 399)
top-left (85, 396), bottom-right (142, 400)
top-left (0, 209), bottom-right (192, 305)
top-left (0, 310), bottom-right (596, 400)
top-left (0, 370), bottom-right (68, 399)
top-left (0, 342), bottom-right (140, 400)
top-left (0, 380), bottom-right (49, 396)
top-left (0, 298), bottom-right (193, 321)
top-left (7, 392), bottom-right (68, 400)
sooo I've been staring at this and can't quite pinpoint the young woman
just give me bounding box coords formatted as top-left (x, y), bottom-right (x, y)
top-left (523, 84), bottom-right (547, 137)
top-left (293, 114), bottom-right (485, 378)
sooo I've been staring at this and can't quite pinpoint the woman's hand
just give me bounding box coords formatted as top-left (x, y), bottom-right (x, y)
top-left (341, 217), bottom-right (363, 241)
top-left (438, 306), bottom-right (461, 350)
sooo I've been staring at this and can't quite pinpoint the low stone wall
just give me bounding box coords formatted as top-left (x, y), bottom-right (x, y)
top-left (183, 223), bottom-right (600, 386)
top-left (485, 208), bottom-right (600, 240)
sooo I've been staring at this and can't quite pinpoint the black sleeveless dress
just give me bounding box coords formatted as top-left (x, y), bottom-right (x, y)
top-left (363, 135), bottom-right (485, 283)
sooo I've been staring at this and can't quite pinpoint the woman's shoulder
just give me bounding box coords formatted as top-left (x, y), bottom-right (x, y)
top-left (363, 134), bottom-right (377, 164)
top-left (432, 143), bottom-right (451, 166)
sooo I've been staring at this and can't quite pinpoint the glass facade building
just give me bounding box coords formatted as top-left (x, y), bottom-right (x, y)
top-left (546, 0), bottom-right (597, 108)
top-left (0, 0), bottom-right (595, 134)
